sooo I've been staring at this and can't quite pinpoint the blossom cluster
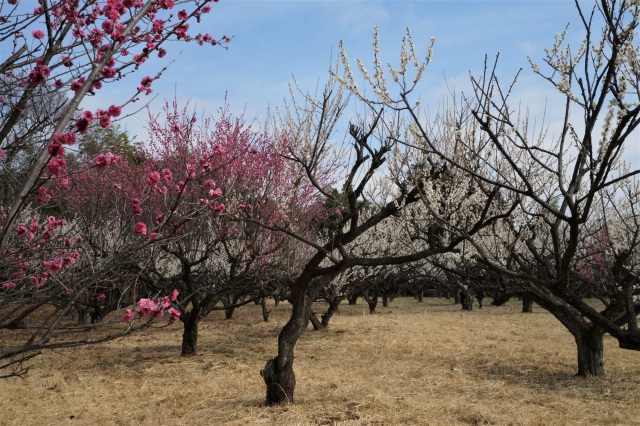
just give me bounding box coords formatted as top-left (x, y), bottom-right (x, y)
top-left (121, 289), bottom-right (180, 323)
top-left (2, 215), bottom-right (82, 291)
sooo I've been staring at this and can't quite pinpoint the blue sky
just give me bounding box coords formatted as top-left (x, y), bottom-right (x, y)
top-left (107, 1), bottom-right (601, 150)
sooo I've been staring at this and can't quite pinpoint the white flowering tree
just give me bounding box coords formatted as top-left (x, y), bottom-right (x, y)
top-left (573, 172), bottom-right (640, 312)
top-left (316, 209), bottom-right (424, 316)
top-left (336, 0), bottom-right (640, 376)
top-left (460, 0), bottom-right (640, 375)
top-left (249, 54), bottom-right (516, 403)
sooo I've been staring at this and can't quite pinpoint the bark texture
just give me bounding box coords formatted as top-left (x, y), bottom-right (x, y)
top-left (181, 310), bottom-right (199, 356)
top-left (575, 326), bottom-right (605, 376)
top-left (261, 290), bottom-right (310, 405)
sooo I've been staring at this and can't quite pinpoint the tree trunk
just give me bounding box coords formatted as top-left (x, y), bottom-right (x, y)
top-left (531, 294), bottom-right (609, 378)
top-left (347, 293), bottom-right (358, 305)
top-left (491, 293), bottom-right (512, 306)
top-left (522, 298), bottom-right (533, 313)
top-left (321, 298), bottom-right (341, 327)
top-left (224, 305), bottom-right (235, 319)
top-left (366, 294), bottom-right (378, 314)
top-left (90, 307), bottom-right (103, 324)
top-left (76, 307), bottom-right (88, 325)
top-left (181, 310), bottom-right (199, 356)
top-left (417, 290), bottom-right (424, 303)
top-left (575, 326), bottom-right (605, 376)
top-left (308, 310), bottom-right (322, 330)
top-left (382, 293), bottom-right (389, 307)
top-left (261, 289), bottom-right (310, 405)
top-left (223, 294), bottom-right (239, 319)
top-left (261, 297), bottom-right (271, 322)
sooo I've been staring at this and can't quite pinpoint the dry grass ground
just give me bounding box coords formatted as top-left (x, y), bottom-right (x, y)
top-left (1, 297), bottom-right (639, 426)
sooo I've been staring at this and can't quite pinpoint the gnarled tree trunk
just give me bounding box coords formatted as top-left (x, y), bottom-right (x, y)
top-left (321, 298), bottom-right (341, 327)
top-left (181, 308), bottom-right (200, 356)
top-left (261, 289), bottom-right (310, 405)
top-left (522, 298), bottom-right (533, 313)
top-left (308, 310), bottom-right (322, 330)
top-left (534, 293), bottom-right (607, 377)
top-left (575, 325), bottom-right (605, 376)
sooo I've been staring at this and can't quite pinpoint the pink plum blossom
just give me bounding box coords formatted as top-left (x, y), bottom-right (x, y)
top-left (161, 169), bottom-right (172, 182)
top-left (29, 218), bottom-right (39, 233)
top-left (99, 113), bottom-right (111, 128)
top-left (94, 152), bottom-right (119, 168)
top-left (108, 105), bottom-right (122, 117)
top-left (76, 118), bottom-right (90, 134)
top-left (53, 132), bottom-right (77, 145)
top-left (70, 77), bottom-right (85, 91)
top-left (27, 63), bottom-right (51, 85)
top-left (168, 307), bottom-right (180, 323)
top-left (48, 143), bottom-right (64, 157)
top-left (131, 198), bottom-right (143, 216)
top-left (136, 298), bottom-right (158, 316)
top-left (147, 171), bottom-right (160, 186)
top-left (37, 187), bottom-right (51, 204)
top-left (134, 222), bottom-right (147, 235)
top-left (121, 309), bottom-right (134, 321)
top-left (208, 188), bottom-right (222, 198)
top-left (47, 158), bottom-right (67, 176)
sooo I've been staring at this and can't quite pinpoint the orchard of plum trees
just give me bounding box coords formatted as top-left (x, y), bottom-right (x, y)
top-left (1, 0), bottom-right (639, 407)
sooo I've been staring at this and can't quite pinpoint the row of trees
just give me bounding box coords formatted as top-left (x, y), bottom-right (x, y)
top-left (255, 0), bottom-right (640, 403)
top-left (1, 0), bottom-right (639, 407)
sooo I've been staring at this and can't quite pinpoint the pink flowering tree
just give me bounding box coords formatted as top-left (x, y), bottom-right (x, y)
top-left (0, 0), bottom-right (229, 252)
top-left (148, 102), bottom-right (328, 355)
top-left (62, 100), bottom-right (326, 357)
top-left (0, 0), bottom-right (230, 376)
top-left (0, 128), bottom-right (182, 375)
top-left (60, 100), bottom-right (230, 356)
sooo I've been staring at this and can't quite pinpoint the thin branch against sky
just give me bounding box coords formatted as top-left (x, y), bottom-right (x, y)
top-left (104, 1), bottom-right (635, 163)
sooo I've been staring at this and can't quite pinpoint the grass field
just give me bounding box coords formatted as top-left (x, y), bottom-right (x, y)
top-left (1, 297), bottom-right (639, 425)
